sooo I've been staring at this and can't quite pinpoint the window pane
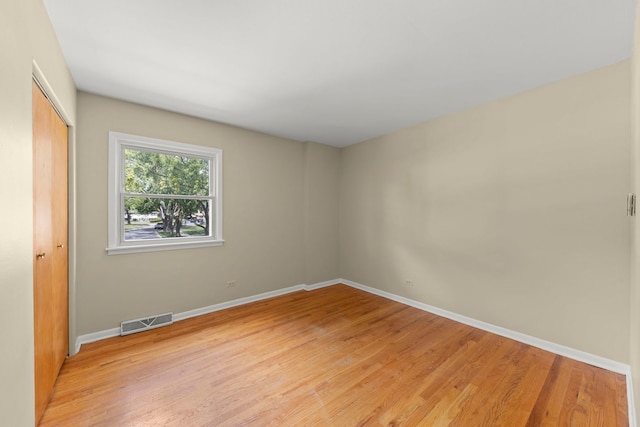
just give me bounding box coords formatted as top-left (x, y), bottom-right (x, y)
top-left (124, 148), bottom-right (210, 196)
top-left (124, 197), bottom-right (211, 241)
top-left (109, 132), bottom-right (223, 254)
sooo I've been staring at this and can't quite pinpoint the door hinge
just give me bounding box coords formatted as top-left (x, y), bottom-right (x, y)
top-left (628, 193), bottom-right (636, 216)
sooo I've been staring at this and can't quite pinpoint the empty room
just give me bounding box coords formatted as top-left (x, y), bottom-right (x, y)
top-left (3, 0), bottom-right (640, 425)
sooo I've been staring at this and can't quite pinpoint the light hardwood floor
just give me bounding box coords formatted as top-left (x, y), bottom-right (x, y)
top-left (40, 284), bottom-right (628, 426)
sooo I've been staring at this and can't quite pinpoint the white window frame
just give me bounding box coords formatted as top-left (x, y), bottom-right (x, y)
top-left (107, 132), bottom-right (223, 255)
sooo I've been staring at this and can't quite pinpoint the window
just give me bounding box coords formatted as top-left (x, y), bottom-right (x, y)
top-left (107, 132), bottom-right (223, 254)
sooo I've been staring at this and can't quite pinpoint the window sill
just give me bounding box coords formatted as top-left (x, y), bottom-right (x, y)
top-left (106, 239), bottom-right (224, 255)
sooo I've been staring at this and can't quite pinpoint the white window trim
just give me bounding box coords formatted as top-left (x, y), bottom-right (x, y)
top-left (107, 132), bottom-right (223, 255)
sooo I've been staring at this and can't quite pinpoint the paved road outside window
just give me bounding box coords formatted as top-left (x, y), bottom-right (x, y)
top-left (125, 226), bottom-right (160, 240)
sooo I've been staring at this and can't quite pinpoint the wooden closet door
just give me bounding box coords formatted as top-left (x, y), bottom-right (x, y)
top-left (32, 80), bottom-right (68, 424)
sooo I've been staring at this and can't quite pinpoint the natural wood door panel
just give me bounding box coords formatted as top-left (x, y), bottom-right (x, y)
top-left (51, 98), bottom-right (68, 376)
top-left (39, 285), bottom-right (627, 426)
top-left (33, 80), bottom-right (68, 425)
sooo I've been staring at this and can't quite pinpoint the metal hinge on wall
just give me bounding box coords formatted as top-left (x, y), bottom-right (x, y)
top-left (628, 193), bottom-right (636, 216)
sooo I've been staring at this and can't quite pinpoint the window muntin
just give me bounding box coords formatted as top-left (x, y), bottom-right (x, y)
top-left (108, 132), bottom-right (223, 254)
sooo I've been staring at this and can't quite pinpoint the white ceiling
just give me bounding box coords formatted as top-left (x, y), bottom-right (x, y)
top-left (44, 0), bottom-right (637, 147)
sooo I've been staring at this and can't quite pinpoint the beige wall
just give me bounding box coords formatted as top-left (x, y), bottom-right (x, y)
top-left (304, 142), bottom-right (341, 284)
top-left (0, 0), bottom-right (76, 425)
top-left (75, 93), bottom-right (339, 335)
top-left (340, 61), bottom-right (632, 362)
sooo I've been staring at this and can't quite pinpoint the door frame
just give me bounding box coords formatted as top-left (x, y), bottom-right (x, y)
top-left (628, 5), bottom-right (640, 424)
top-left (32, 61), bottom-right (77, 357)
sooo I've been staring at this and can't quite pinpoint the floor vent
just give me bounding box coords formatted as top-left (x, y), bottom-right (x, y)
top-left (120, 312), bottom-right (173, 336)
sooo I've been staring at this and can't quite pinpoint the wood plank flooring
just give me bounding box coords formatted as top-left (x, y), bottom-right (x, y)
top-left (39, 284), bottom-right (628, 426)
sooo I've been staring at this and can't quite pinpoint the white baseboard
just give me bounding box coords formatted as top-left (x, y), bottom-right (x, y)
top-left (339, 278), bottom-right (628, 374)
top-left (304, 278), bottom-right (342, 290)
top-left (74, 327), bottom-right (120, 354)
top-left (627, 368), bottom-right (637, 427)
top-left (173, 284), bottom-right (307, 322)
top-left (74, 281), bottom-right (342, 353)
top-left (337, 278), bottom-right (636, 427)
top-left (73, 277), bottom-right (635, 426)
